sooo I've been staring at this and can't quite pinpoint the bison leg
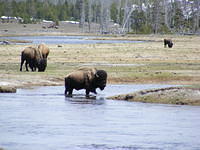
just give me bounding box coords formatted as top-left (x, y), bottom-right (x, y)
top-left (20, 59), bottom-right (25, 72)
top-left (65, 77), bottom-right (73, 97)
top-left (33, 65), bottom-right (36, 71)
top-left (91, 88), bottom-right (97, 94)
top-left (29, 63), bottom-right (34, 72)
top-left (64, 88), bottom-right (68, 96)
top-left (68, 89), bottom-right (73, 96)
top-left (25, 61), bottom-right (29, 71)
top-left (65, 88), bottom-right (73, 97)
top-left (86, 90), bottom-right (90, 97)
top-left (29, 60), bottom-right (36, 72)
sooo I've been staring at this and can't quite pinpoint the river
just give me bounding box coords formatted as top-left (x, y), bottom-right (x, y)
top-left (0, 35), bottom-right (143, 45)
top-left (0, 84), bottom-right (200, 150)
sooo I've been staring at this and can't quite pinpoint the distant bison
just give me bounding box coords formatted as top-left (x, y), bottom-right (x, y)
top-left (37, 43), bottom-right (50, 58)
top-left (20, 46), bottom-right (46, 72)
top-left (65, 67), bottom-right (107, 97)
top-left (164, 39), bottom-right (173, 48)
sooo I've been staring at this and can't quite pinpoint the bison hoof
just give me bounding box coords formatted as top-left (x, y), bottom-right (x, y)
top-left (65, 94), bottom-right (72, 97)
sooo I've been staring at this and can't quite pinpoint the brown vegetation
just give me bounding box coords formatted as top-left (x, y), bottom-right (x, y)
top-left (0, 34), bottom-right (200, 87)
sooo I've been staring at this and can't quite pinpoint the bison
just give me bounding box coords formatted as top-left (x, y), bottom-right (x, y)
top-left (37, 43), bottom-right (50, 58)
top-left (64, 67), bottom-right (107, 97)
top-left (164, 39), bottom-right (173, 48)
top-left (20, 46), bottom-right (47, 72)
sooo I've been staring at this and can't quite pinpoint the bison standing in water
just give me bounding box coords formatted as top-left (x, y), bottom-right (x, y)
top-left (164, 39), bottom-right (173, 48)
top-left (20, 46), bottom-right (46, 72)
top-left (65, 67), bottom-right (107, 97)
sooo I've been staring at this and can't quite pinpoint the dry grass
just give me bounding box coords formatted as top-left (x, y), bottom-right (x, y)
top-left (0, 34), bottom-right (200, 88)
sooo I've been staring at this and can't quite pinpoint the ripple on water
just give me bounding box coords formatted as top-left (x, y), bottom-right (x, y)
top-left (0, 84), bottom-right (200, 150)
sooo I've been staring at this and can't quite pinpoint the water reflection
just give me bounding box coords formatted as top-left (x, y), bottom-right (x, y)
top-left (65, 94), bottom-right (105, 105)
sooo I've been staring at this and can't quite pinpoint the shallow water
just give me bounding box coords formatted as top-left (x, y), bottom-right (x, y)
top-left (0, 35), bottom-right (143, 45)
top-left (0, 84), bottom-right (200, 150)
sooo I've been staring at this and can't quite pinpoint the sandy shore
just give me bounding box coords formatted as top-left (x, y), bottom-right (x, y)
top-left (0, 23), bottom-right (200, 105)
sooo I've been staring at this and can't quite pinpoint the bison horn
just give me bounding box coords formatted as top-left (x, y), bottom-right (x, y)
top-left (95, 73), bottom-right (99, 78)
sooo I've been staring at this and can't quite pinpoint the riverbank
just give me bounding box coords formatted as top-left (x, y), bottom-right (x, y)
top-left (109, 86), bottom-right (200, 106)
top-left (0, 23), bottom-right (200, 105)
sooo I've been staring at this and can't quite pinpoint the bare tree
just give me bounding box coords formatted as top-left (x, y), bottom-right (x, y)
top-left (79, 0), bottom-right (85, 31)
top-left (163, 0), bottom-right (169, 28)
top-left (99, 0), bottom-right (110, 33)
top-left (152, 0), bottom-right (161, 33)
top-left (87, 0), bottom-right (92, 32)
top-left (122, 0), bottom-right (128, 32)
top-left (193, 0), bottom-right (200, 32)
top-left (116, 0), bottom-right (122, 25)
top-left (4, 0), bottom-right (199, 34)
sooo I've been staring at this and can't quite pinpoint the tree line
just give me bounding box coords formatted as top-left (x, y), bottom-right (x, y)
top-left (0, 0), bottom-right (199, 34)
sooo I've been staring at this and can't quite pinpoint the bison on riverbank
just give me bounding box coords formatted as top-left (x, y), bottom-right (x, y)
top-left (164, 39), bottom-right (173, 48)
top-left (20, 46), bottom-right (46, 72)
top-left (64, 67), bottom-right (107, 97)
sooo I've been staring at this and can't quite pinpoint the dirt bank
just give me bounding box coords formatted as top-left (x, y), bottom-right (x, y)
top-left (109, 87), bottom-right (200, 106)
top-left (0, 85), bottom-right (16, 93)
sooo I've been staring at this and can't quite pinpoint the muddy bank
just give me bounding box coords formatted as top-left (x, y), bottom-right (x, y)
top-left (0, 77), bottom-right (63, 92)
top-left (0, 86), bottom-right (16, 93)
top-left (109, 87), bottom-right (200, 106)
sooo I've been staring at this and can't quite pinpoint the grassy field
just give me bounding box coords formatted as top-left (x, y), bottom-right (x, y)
top-left (0, 34), bottom-right (200, 89)
top-left (1, 33), bottom-right (200, 104)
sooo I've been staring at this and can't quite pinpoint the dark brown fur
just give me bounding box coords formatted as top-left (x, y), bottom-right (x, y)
top-left (65, 67), bottom-right (107, 97)
top-left (20, 46), bottom-right (46, 72)
top-left (164, 39), bottom-right (173, 48)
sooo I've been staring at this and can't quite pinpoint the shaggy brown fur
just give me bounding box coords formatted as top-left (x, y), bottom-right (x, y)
top-left (65, 67), bottom-right (107, 97)
top-left (38, 43), bottom-right (50, 58)
top-left (20, 46), bottom-right (46, 72)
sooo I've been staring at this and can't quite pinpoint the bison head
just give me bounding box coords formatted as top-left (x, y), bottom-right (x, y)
top-left (94, 70), bottom-right (107, 90)
top-left (168, 42), bottom-right (173, 48)
top-left (37, 58), bottom-right (47, 72)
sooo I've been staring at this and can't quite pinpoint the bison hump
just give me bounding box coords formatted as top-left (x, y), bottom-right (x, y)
top-left (67, 71), bottom-right (86, 83)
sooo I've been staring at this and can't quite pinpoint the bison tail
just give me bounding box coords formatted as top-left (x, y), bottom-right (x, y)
top-left (20, 52), bottom-right (25, 71)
